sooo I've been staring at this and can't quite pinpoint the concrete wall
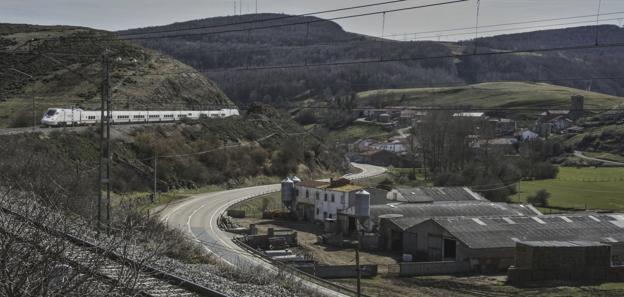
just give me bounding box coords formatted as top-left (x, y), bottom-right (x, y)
top-left (399, 261), bottom-right (470, 276)
top-left (295, 264), bottom-right (378, 279)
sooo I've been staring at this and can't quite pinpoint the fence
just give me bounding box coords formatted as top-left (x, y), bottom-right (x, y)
top-left (398, 261), bottom-right (470, 276)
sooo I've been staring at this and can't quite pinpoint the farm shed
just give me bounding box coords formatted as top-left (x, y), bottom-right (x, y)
top-left (400, 214), bottom-right (624, 274)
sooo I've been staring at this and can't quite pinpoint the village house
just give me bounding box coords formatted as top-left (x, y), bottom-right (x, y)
top-left (292, 178), bottom-right (364, 222)
top-left (520, 129), bottom-right (539, 141)
top-left (369, 139), bottom-right (407, 154)
top-left (489, 118), bottom-right (517, 136)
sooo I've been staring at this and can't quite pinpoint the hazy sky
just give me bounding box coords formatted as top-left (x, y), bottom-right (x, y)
top-left (2, 0), bottom-right (624, 41)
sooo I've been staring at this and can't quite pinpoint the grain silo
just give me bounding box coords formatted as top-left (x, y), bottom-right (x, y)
top-left (281, 177), bottom-right (295, 209)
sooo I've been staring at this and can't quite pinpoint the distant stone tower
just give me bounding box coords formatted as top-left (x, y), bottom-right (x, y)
top-left (570, 95), bottom-right (585, 121)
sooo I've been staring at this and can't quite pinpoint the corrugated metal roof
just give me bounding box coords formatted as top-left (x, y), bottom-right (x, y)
top-left (296, 180), bottom-right (363, 193)
top-left (371, 201), bottom-right (538, 223)
top-left (431, 214), bottom-right (624, 249)
top-left (296, 180), bottom-right (329, 188)
top-left (392, 187), bottom-right (485, 203)
top-left (387, 217), bottom-right (429, 231)
top-left (519, 241), bottom-right (608, 247)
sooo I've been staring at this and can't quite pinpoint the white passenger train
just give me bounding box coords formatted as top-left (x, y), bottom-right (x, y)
top-left (41, 108), bottom-right (240, 127)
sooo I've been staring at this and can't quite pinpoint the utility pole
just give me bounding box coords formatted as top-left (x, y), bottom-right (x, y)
top-left (98, 50), bottom-right (112, 230)
top-left (153, 152), bottom-right (158, 203)
top-left (355, 246), bottom-right (361, 297)
top-left (32, 96), bottom-right (36, 130)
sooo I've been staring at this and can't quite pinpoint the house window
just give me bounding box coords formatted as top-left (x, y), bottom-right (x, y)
top-left (316, 208), bottom-right (319, 215)
top-left (328, 214), bottom-right (333, 219)
top-left (323, 212), bottom-right (327, 219)
top-left (324, 193), bottom-right (328, 201)
top-left (306, 189), bottom-right (309, 198)
top-left (340, 195), bottom-right (345, 204)
top-left (331, 194), bottom-right (335, 202)
top-left (315, 192), bottom-right (319, 200)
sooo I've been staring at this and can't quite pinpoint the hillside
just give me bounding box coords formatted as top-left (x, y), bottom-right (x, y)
top-left (121, 14), bottom-right (624, 105)
top-left (357, 82), bottom-right (624, 118)
top-left (0, 23), bottom-right (233, 127)
top-left (0, 104), bottom-right (349, 205)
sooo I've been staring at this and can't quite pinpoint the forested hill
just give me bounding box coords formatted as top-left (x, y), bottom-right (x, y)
top-left (0, 23), bottom-right (233, 127)
top-left (121, 14), bottom-right (624, 104)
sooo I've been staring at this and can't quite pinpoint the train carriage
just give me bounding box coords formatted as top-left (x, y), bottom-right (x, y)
top-left (41, 108), bottom-right (239, 127)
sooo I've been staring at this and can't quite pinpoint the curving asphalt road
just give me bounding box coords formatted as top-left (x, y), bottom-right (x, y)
top-left (158, 163), bottom-right (386, 296)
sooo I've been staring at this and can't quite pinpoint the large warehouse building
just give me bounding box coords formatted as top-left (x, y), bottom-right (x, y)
top-left (390, 213), bottom-right (624, 273)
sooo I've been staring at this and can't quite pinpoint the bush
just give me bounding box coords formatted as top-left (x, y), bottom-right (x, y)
top-left (527, 189), bottom-right (551, 207)
top-left (295, 109), bottom-right (318, 125)
top-left (9, 109), bottom-right (34, 128)
top-left (532, 162), bottom-right (559, 180)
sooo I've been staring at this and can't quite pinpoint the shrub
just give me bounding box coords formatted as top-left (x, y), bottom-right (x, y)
top-left (532, 162), bottom-right (559, 180)
top-left (527, 189), bottom-right (551, 207)
top-left (9, 109), bottom-right (34, 128)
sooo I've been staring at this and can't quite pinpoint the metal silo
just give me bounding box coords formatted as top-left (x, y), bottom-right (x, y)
top-left (354, 190), bottom-right (371, 218)
top-left (281, 177), bottom-right (295, 209)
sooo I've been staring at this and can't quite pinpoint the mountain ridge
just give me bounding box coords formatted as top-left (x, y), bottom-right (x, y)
top-left (120, 14), bottom-right (624, 104)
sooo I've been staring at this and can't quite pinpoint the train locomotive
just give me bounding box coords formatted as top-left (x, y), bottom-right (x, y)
top-left (41, 108), bottom-right (240, 127)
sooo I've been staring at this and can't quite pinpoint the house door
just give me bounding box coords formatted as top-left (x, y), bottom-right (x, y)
top-left (443, 238), bottom-right (457, 261)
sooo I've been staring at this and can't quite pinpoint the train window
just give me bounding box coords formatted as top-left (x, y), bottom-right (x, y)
top-left (46, 109), bottom-right (57, 116)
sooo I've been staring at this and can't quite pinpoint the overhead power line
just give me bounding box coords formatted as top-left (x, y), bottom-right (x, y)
top-left (383, 11), bottom-right (624, 39)
top-left (4, 11), bottom-right (622, 62)
top-left (404, 16), bottom-right (624, 41)
top-left (117, 0), bottom-right (419, 38)
top-left (125, 0), bottom-right (469, 41)
top-left (35, 0), bottom-right (467, 43)
top-left (198, 40), bottom-right (624, 72)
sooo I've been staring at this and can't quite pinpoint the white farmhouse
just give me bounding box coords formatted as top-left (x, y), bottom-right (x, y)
top-left (293, 178), bottom-right (364, 222)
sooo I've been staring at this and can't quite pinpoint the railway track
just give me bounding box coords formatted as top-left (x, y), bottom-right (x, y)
top-left (0, 205), bottom-right (230, 297)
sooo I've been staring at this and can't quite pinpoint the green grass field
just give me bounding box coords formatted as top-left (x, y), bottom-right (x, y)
top-left (357, 82), bottom-right (624, 119)
top-left (512, 167), bottom-right (624, 211)
top-left (326, 121), bottom-right (394, 142)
